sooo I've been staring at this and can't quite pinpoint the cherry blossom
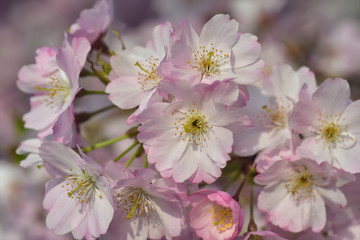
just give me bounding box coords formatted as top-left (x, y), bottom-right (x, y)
top-left (232, 64), bottom-right (316, 172)
top-left (17, 35), bottom-right (90, 142)
top-left (103, 167), bottom-right (185, 240)
top-left (189, 189), bottom-right (244, 240)
top-left (106, 21), bottom-right (174, 123)
top-left (255, 158), bottom-right (354, 233)
top-left (137, 79), bottom-right (250, 183)
top-left (289, 78), bottom-right (360, 173)
top-left (69, 0), bottom-right (113, 44)
top-left (166, 14), bottom-right (264, 84)
top-left (39, 141), bottom-right (114, 240)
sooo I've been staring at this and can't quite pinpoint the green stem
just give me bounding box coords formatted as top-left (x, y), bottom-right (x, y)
top-left (82, 90), bottom-right (106, 95)
top-left (250, 178), bottom-right (254, 221)
top-left (248, 172), bottom-right (257, 232)
top-left (232, 166), bottom-right (254, 202)
top-left (112, 30), bottom-right (126, 50)
top-left (114, 141), bottom-right (139, 163)
top-left (87, 58), bottom-right (110, 85)
top-left (124, 144), bottom-right (143, 167)
top-left (144, 155), bottom-right (149, 168)
top-left (77, 89), bottom-right (107, 97)
top-left (82, 134), bottom-right (132, 153)
top-left (80, 69), bottom-right (97, 77)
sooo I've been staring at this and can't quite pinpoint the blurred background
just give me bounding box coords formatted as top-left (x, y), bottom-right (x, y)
top-left (2, 0), bottom-right (360, 239)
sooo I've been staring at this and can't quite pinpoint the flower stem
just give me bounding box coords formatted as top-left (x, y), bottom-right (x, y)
top-left (82, 134), bottom-right (133, 153)
top-left (87, 58), bottom-right (110, 85)
top-left (77, 89), bottom-right (107, 97)
top-left (233, 166), bottom-right (255, 202)
top-left (124, 143), bottom-right (143, 167)
top-left (114, 140), bottom-right (139, 163)
top-left (248, 173), bottom-right (258, 232)
top-left (80, 69), bottom-right (97, 77)
top-left (144, 155), bottom-right (149, 168)
top-left (112, 30), bottom-right (126, 50)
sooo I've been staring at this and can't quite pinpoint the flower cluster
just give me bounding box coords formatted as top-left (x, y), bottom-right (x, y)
top-left (16, 0), bottom-right (360, 239)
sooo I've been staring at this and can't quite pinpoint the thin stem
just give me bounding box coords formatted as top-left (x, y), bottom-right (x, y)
top-left (124, 143), bottom-right (143, 167)
top-left (250, 178), bottom-right (254, 222)
top-left (232, 167), bottom-right (254, 202)
top-left (87, 58), bottom-right (110, 85)
top-left (82, 134), bottom-right (132, 153)
top-left (114, 141), bottom-right (139, 163)
top-left (112, 30), bottom-right (126, 50)
top-left (82, 89), bottom-right (107, 95)
top-left (77, 89), bottom-right (107, 97)
top-left (80, 69), bottom-right (97, 77)
top-left (144, 155), bottom-right (149, 168)
top-left (248, 170), bottom-right (257, 232)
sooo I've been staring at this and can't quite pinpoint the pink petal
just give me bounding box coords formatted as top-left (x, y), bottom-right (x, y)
top-left (200, 14), bottom-right (239, 48)
top-left (312, 78), bottom-right (350, 115)
top-left (23, 95), bottom-right (62, 131)
top-left (231, 33), bottom-right (261, 67)
top-left (43, 184), bottom-right (87, 235)
top-left (39, 141), bottom-right (82, 176)
top-left (233, 59), bottom-right (265, 84)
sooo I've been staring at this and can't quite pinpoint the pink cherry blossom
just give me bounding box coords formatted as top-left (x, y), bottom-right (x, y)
top-left (189, 189), bottom-right (243, 240)
top-left (39, 141), bottom-right (114, 240)
top-left (166, 14), bottom-right (264, 84)
top-left (255, 158), bottom-right (354, 233)
top-left (289, 78), bottom-right (360, 173)
top-left (106, 21), bottom-right (173, 124)
top-left (232, 64), bottom-right (316, 172)
top-left (17, 36), bottom-right (90, 142)
top-left (69, 0), bottom-right (113, 44)
top-left (103, 167), bottom-right (186, 240)
top-left (137, 80), bottom-right (250, 183)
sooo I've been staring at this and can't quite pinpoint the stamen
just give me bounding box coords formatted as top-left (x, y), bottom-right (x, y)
top-left (209, 204), bottom-right (234, 232)
top-left (258, 97), bottom-right (291, 129)
top-left (135, 56), bottom-right (161, 91)
top-left (173, 105), bottom-right (211, 146)
top-left (62, 171), bottom-right (102, 204)
top-left (34, 70), bottom-right (71, 107)
top-left (116, 187), bottom-right (156, 219)
top-left (189, 44), bottom-right (229, 78)
top-left (284, 165), bottom-right (314, 201)
top-left (315, 113), bottom-right (354, 149)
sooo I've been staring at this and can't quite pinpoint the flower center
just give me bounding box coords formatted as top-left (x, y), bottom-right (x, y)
top-left (209, 204), bottom-right (234, 232)
top-left (116, 187), bottom-right (156, 219)
top-left (259, 97), bottom-right (291, 129)
top-left (284, 165), bottom-right (314, 201)
top-left (323, 124), bottom-right (340, 141)
top-left (189, 43), bottom-right (229, 78)
top-left (315, 113), bottom-right (354, 149)
top-left (135, 56), bottom-right (162, 91)
top-left (173, 105), bottom-right (211, 146)
top-left (62, 170), bottom-right (102, 204)
top-left (35, 70), bottom-right (71, 107)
